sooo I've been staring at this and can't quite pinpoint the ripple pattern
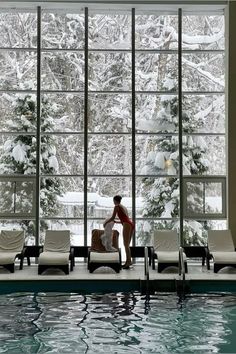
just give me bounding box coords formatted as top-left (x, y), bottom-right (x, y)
top-left (0, 292), bottom-right (235, 353)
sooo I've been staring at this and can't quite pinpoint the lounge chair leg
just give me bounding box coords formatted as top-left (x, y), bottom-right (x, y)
top-left (185, 262), bottom-right (188, 273)
top-left (4, 264), bottom-right (14, 273)
top-left (19, 257), bottom-right (24, 270)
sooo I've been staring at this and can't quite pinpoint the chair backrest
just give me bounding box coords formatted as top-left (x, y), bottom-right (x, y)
top-left (208, 230), bottom-right (235, 252)
top-left (153, 230), bottom-right (179, 252)
top-left (0, 230), bottom-right (25, 253)
top-left (44, 230), bottom-right (70, 253)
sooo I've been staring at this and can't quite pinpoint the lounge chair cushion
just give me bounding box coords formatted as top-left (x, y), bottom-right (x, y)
top-left (0, 230), bottom-right (25, 253)
top-left (44, 230), bottom-right (70, 252)
top-left (153, 230), bottom-right (179, 252)
top-left (89, 251), bottom-right (120, 263)
top-left (158, 251), bottom-right (186, 263)
top-left (211, 251), bottom-right (236, 264)
top-left (0, 252), bottom-right (20, 264)
top-left (91, 229), bottom-right (119, 252)
top-left (39, 251), bottom-right (69, 265)
top-left (208, 230), bottom-right (235, 252)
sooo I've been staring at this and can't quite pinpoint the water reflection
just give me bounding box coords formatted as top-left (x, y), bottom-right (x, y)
top-left (0, 292), bottom-right (234, 353)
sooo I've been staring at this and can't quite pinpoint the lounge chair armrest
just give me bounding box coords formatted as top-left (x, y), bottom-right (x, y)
top-left (148, 246), bottom-right (155, 266)
top-left (19, 246), bottom-right (27, 270)
top-left (70, 247), bottom-right (75, 270)
top-left (149, 247), bottom-right (157, 270)
top-left (205, 247), bottom-right (212, 270)
top-left (148, 246), bottom-right (154, 266)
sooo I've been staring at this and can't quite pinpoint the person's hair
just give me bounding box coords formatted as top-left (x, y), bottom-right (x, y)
top-left (113, 195), bottom-right (122, 203)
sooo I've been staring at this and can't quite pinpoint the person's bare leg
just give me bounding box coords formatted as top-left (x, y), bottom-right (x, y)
top-left (123, 223), bottom-right (133, 267)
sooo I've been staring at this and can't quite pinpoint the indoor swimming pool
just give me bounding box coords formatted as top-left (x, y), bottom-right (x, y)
top-left (0, 292), bottom-right (236, 353)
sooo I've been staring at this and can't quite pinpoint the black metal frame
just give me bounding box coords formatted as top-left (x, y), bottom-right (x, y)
top-left (205, 247), bottom-right (236, 273)
top-left (38, 264), bottom-right (70, 275)
top-left (158, 261), bottom-right (188, 274)
top-left (38, 248), bottom-right (75, 275)
top-left (87, 248), bottom-right (122, 273)
top-left (152, 246), bottom-right (207, 271)
top-left (0, 7), bottom-right (227, 250)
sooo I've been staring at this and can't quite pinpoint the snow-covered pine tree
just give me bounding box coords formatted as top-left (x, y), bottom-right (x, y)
top-left (0, 95), bottom-right (62, 239)
top-left (140, 74), bottom-right (209, 246)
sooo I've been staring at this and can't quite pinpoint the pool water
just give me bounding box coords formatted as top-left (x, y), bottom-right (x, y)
top-left (0, 292), bottom-right (236, 353)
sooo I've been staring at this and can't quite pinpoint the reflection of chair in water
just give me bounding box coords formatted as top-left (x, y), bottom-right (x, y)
top-left (0, 230), bottom-right (25, 273)
top-left (38, 230), bottom-right (74, 275)
top-left (152, 230), bottom-right (188, 273)
top-left (207, 230), bottom-right (236, 273)
top-left (88, 229), bottom-right (121, 273)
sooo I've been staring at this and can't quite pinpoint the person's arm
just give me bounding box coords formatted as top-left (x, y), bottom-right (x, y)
top-left (104, 206), bottom-right (118, 227)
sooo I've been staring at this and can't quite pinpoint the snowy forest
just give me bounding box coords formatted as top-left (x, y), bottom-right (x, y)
top-left (0, 9), bottom-right (226, 246)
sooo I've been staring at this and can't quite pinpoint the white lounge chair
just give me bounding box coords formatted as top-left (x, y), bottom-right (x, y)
top-left (152, 230), bottom-right (188, 273)
top-left (207, 230), bottom-right (236, 273)
top-left (88, 229), bottom-right (121, 273)
top-left (38, 230), bottom-right (73, 275)
top-left (0, 230), bottom-right (25, 273)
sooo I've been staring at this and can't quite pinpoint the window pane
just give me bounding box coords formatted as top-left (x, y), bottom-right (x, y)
top-left (40, 177), bottom-right (83, 217)
top-left (55, 178), bottom-right (84, 218)
top-left (88, 94), bottom-right (131, 133)
top-left (136, 177), bottom-right (179, 218)
top-left (42, 94), bottom-right (84, 132)
top-left (0, 13), bottom-right (37, 48)
top-left (136, 220), bottom-right (179, 246)
top-left (136, 53), bottom-right (178, 91)
top-left (136, 136), bottom-right (179, 176)
top-left (205, 182), bottom-right (223, 214)
top-left (42, 13), bottom-right (84, 49)
top-left (0, 94), bottom-right (37, 133)
top-left (87, 177), bottom-right (132, 217)
top-left (41, 134), bottom-right (84, 175)
top-left (0, 180), bottom-right (34, 215)
top-left (135, 14), bottom-right (178, 50)
top-left (182, 15), bottom-right (225, 50)
top-left (183, 219), bottom-right (227, 246)
top-left (185, 181), bottom-right (224, 216)
top-left (0, 134), bottom-right (36, 175)
top-left (0, 51), bottom-right (36, 90)
top-left (88, 135), bottom-right (131, 175)
top-left (42, 52), bottom-right (84, 91)
top-left (183, 135), bottom-right (226, 175)
top-left (88, 53), bottom-right (131, 91)
top-left (88, 14), bottom-right (131, 49)
top-left (136, 94), bottom-right (178, 133)
top-left (182, 53), bottom-right (225, 92)
top-left (0, 220), bottom-right (36, 245)
top-left (182, 94), bottom-right (225, 134)
top-left (40, 219), bottom-right (84, 246)
top-left (186, 182), bottom-right (204, 214)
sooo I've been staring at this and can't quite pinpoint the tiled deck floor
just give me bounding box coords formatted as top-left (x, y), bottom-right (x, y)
top-left (1, 260), bottom-right (236, 281)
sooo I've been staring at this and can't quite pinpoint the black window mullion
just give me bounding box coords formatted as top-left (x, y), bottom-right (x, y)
top-left (178, 8), bottom-right (183, 246)
top-left (36, 6), bottom-right (41, 246)
top-left (132, 8), bottom-right (136, 246)
top-left (84, 7), bottom-right (88, 246)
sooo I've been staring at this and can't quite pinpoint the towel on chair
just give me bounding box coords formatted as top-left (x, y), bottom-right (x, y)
top-left (91, 229), bottom-right (119, 252)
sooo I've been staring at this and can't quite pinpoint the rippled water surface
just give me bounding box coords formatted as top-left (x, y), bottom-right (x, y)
top-left (0, 292), bottom-right (236, 353)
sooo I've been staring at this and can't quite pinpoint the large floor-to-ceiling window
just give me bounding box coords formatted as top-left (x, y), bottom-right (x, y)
top-left (0, 3), bottom-right (226, 247)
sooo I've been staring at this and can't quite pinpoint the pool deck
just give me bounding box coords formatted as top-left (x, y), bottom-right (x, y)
top-left (1, 260), bottom-right (236, 293)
